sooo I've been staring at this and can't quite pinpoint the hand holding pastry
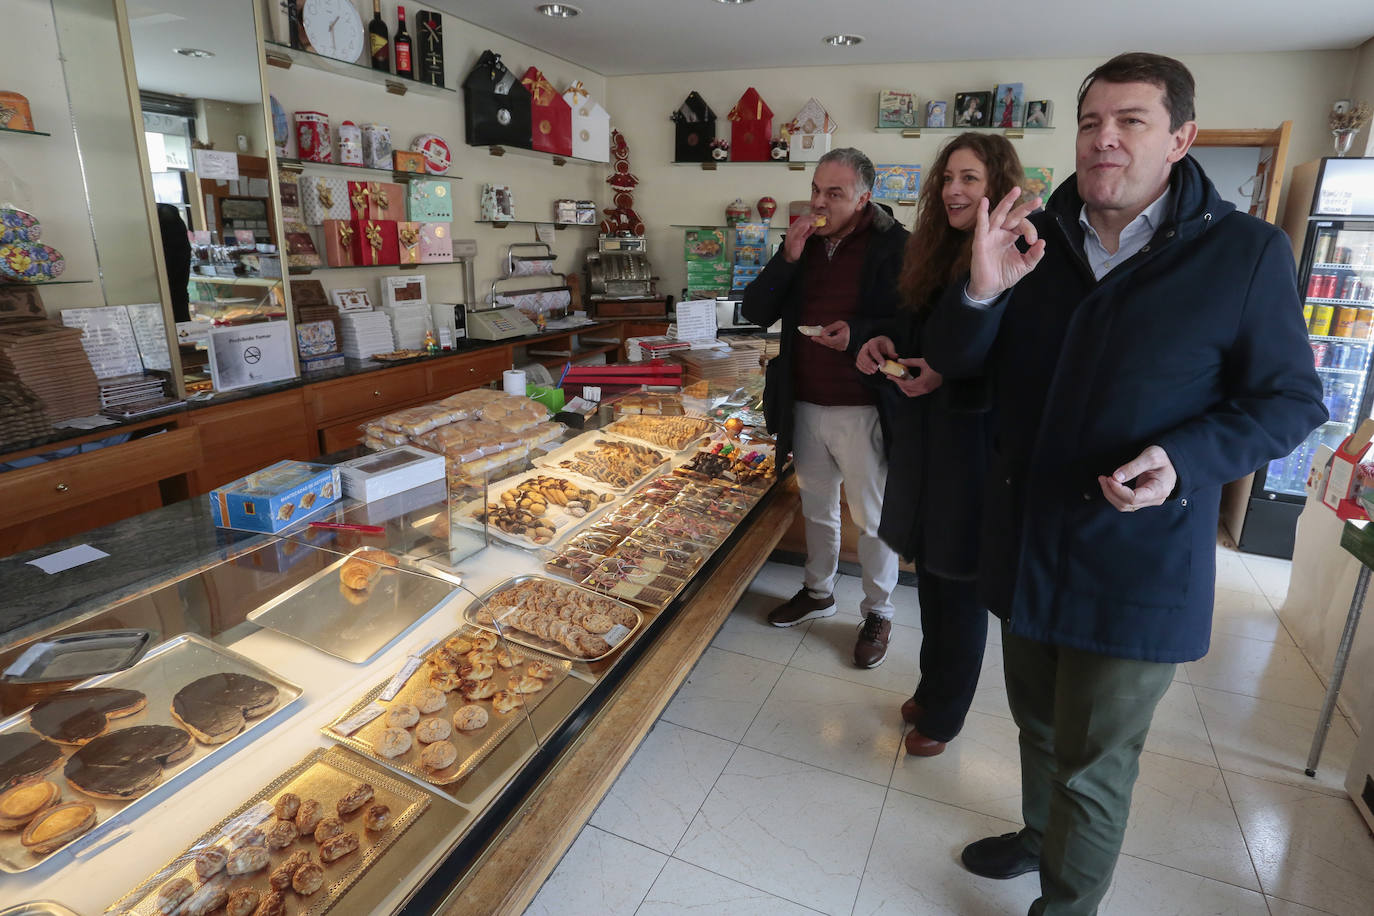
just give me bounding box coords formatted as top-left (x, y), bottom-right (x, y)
top-left (857, 335), bottom-right (899, 375)
top-left (812, 320), bottom-right (850, 352)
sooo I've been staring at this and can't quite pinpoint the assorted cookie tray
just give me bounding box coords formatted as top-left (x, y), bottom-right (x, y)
top-left (461, 576), bottom-right (644, 663)
top-left (530, 431), bottom-right (671, 491)
top-left (454, 468), bottom-right (620, 550)
top-left (600, 415), bottom-right (717, 453)
top-left (103, 746), bottom-right (431, 916)
top-left (323, 626), bottom-right (570, 785)
top-left (0, 635), bottom-right (301, 873)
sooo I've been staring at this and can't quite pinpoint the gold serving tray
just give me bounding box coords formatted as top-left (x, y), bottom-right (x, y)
top-left (323, 627), bottom-right (570, 785)
top-left (0, 634), bottom-right (302, 874)
top-left (104, 746), bottom-right (434, 916)
top-left (530, 430), bottom-right (671, 491)
top-left (461, 575), bottom-right (644, 662)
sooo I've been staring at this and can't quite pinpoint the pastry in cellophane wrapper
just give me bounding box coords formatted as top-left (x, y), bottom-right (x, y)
top-left (646, 505), bottom-right (734, 547)
top-left (543, 545), bottom-right (608, 582)
top-left (580, 556), bottom-right (686, 610)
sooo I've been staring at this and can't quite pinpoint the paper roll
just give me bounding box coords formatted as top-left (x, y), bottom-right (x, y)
top-left (503, 369), bottom-right (527, 396)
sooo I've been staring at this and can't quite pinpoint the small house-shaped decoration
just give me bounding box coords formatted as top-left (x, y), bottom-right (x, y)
top-left (728, 87), bottom-right (773, 162)
top-left (521, 66), bottom-right (572, 157)
top-left (671, 91), bottom-right (716, 163)
top-left (462, 50), bottom-right (533, 148)
top-left (787, 98), bottom-right (837, 162)
top-left (564, 81), bottom-right (611, 162)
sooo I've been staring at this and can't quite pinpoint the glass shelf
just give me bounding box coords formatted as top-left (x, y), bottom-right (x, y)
top-left (671, 224), bottom-right (784, 231)
top-left (1316, 365), bottom-right (1366, 374)
top-left (1307, 297), bottom-right (1374, 306)
top-left (1310, 333), bottom-right (1374, 343)
top-left (277, 157), bottom-right (459, 182)
top-left (673, 160), bottom-right (809, 171)
top-left (1313, 262), bottom-right (1372, 271)
top-left (0, 279), bottom-right (92, 287)
top-left (478, 144), bottom-right (608, 167)
top-left (263, 40), bottom-right (455, 98)
top-left (287, 261), bottom-right (458, 275)
top-left (0, 125), bottom-right (51, 138)
top-left (873, 126), bottom-right (1056, 137)
top-left (475, 220), bottom-right (597, 230)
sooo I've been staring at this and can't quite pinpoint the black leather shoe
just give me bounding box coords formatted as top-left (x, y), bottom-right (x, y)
top-left (960, 831), bottom-right (1039, 879)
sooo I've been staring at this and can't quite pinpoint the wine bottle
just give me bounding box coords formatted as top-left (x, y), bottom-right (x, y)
top-left (394, 6), bottom-right (413, 79)
top-left (369, 0), bottom-right (389, 72)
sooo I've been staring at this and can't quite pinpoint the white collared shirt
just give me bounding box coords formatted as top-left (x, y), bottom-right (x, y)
top-left (1078, 187), bottom-right (1173, 280)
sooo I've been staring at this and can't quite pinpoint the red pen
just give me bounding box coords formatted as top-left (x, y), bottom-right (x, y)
top-left (309, 522), bottom-right (385, 534)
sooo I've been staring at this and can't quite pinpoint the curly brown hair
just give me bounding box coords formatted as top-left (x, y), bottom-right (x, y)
top-left (897, 133), bottom-right (1026, 310)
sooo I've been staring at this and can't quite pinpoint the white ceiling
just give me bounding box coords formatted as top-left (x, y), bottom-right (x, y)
top-left (127, 0), bottom-right (263, 104)
top-left (442, 0), bottom-right (1374, 76)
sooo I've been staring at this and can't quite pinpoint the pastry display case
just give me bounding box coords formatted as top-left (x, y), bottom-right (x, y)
top-left (0, 389), bottom-right (789, 914)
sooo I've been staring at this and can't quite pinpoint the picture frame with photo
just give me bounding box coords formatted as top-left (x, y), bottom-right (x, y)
top-left (953, 92), bottom-right (991, 128)
top-left (330, 287), bottom-right (373, 312)
top-left (877, 90), bottom-right (919, 128)
top-left (1024, 99), bottom-right (1053, 128)
top-left (992, 83), bottom-right (1026, 128)
top-left (925, 100), bottom-right (948, 128)
top-left (1022, 167), bottom-right (1054, 207)
top-left (872, 164), bottom-right (921, 203)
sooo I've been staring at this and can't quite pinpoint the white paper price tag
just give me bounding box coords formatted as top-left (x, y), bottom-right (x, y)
top-left (603, 623), bottom-right (632, 647)
top-left (332, 702), bottom-right (387, 736)
top-left (380, 656), bottom-right (425, 701)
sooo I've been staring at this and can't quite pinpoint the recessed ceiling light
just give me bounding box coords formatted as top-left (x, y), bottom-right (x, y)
top-left (536, 3), bottom-right (580, 16)
top-left (822, 34), bottom-right (864, 47)
top-left (713, 0), bottom-right (756, 4)
top-left (174, 47), bottom-right (215, 58)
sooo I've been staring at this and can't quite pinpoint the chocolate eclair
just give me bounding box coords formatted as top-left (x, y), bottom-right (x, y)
top-left (29, 687), bottom-right (146, 745)
top-left (171, 673), bottom-right (279, 745)
top-left (64, 724), bottom-right (193, 800)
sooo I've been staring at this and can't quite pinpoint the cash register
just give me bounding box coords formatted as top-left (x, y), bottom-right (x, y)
top-left (584, 234), bottom-right (670, 318)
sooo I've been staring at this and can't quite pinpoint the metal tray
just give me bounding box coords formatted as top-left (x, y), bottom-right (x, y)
top-left (323, 626), bottom-right (570, 784)
top-left (2, 629), bottom-right (154, 684)
top-left (104, 746), bottom-right (434, 916)
top-left (0, 634), bottom-right (302, 874)
top-left (248, 547), bottom-right (461, 663)
top-left (460, 576), bottom-right (643, 663)
top-left (0, 903), bottom-right (80, 916)
top-left (530, 430), bottom-right (671, 491)
top-left (452, 467), bottom-right (621, 551)
top-left (602, 415), bottom-right (717, 453)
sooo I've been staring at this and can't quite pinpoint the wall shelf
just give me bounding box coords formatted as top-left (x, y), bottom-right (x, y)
top-left (475, 220), bottom-right (598, 230)
top-left (276, 157), bottom-right (460, 183)
top-left (0, 279), bottom-right (92, 287)
top-left (0, 125), bottom-right (51, 138)
top-left (872, 126), bottom-right (1055, 138)
top-left (478, 144), bottom-right (607, 167)
top-left (287, 262), bottom-right (454, 275)
top-left (263, 41), bottom-right (454, 98)
top-left (674, 160), bottom-right (807, 171)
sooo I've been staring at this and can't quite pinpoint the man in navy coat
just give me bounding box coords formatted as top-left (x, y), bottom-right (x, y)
top-left (925, 52), bottom-right (1326, 915)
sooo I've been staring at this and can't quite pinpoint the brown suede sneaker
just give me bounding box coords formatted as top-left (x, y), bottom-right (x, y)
top-left (853, 613), bottom-right (892, 668)
top-left (767, 588), bottom-right (837, 627)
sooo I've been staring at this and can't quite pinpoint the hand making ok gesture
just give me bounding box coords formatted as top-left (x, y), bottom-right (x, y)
top-left (966, 188), bottom-right (1046, 301)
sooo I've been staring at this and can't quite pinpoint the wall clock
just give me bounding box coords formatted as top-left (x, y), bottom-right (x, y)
top-left (301, 0), bottom-right (365, 63)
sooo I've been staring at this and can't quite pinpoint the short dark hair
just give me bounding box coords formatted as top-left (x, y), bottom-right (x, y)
top-left (1077, 52), bottom-right (1196, 131)
top-left (817, 147), bottom-right (875, 195)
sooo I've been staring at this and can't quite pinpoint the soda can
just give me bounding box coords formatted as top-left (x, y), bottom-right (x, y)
top-left (1312, 342), bottom-right (1329, 367)
top-left (1324, 274), bottom-right (1341, 298)
top-left (1356, 307), bottom-right (1374, 338)
top-left (1314, 234), bottom-right (1335, 265)
top-left (1342, 276), bottom-right (1359, 299)
top-left (1307, 273), bottom-right (1326, 298)
top-left (1330, 342), bottom-right (1348, 368)
top-left (1350, 342), bottom-right (1369, 372)
top-left (1304, 303), bottom-right (1315, 327)
top-left (1310, 303), bottom-right (1336, 335)
top-left (1334, 306), bottom-right (1359, 336)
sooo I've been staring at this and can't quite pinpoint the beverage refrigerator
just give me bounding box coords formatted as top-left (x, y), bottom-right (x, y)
top-left (1237, 157), bottom-right (1374, 558)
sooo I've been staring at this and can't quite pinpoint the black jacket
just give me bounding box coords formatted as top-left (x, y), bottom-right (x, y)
top-left (924, 155), bottom-right (1326, 663)
top-left (859, 305), bottom-right (989, 580)
top-left (741, 202), bottom-right (908, 457)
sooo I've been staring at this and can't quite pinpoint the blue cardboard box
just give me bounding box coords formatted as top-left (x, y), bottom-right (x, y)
top-left (209, 460), bottom-right (341, 533)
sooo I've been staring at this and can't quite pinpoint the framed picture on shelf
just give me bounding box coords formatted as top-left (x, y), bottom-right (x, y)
top-left (1025, 100), bottom-right (1053, 128)
top-left (330, 287), bottom-right (373, 312)
top-left (1023, 167), bottom-right (1054, 206)
top-left (877, 90), bottom-right (918, 128)
top-left (872, 164), bottom-right (921, 203)
top-left (953, 92), bottom-right (991, 128)
top-left (992, 83), bottom-right (1025, 128)
top-left (925, 100), bottom-right (947, 128)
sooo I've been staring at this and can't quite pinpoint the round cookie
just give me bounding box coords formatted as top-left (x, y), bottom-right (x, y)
top-left (415, 717), bottom-right (452, 743)
top-left (452, 705), bottom-right (488, 731)
top-left (385, 703), bottom-right (420, 728)
top-left (376, 727), bottom-right (412, 759)
top-left (419, 740), bottom-right (457, 770)
top-left (413, 687), bottom-right (446, 714)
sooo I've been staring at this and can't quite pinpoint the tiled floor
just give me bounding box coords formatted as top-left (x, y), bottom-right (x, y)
top-left (524, 547), bottom-right (1374, 916)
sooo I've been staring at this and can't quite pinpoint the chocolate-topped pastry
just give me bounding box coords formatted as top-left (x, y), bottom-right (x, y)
top-left (171, 673), bottom-right (279, 745)
top-left (64, 725), bottom-right (193, 800)
top-left (29, 687), bottom-right (146, 746)
top-left (0, 732), bottom-right (63, 792)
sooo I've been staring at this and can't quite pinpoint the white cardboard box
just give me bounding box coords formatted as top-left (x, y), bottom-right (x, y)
top-left (337, 445), bottom-right (445, 503)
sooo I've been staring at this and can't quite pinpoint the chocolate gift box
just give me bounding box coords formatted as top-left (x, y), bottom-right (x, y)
top-left (407, 179), bottom-right (453, 221)
top-left (322, 220), bottom-right (357, 267)
top-left (462, 50), bottom-right (532, 148)
top-left (301, 176), bottom-right (349, 225)
top-left (346, 181), bottom-right (373, 221)
top-left (284, 224), bottom-right (321, 269)
top-left (521, 67), bottom-right (572, 157)
top-left (397, 222), bottom-right (422, 265)
top-left (564, 82), bottom-right (611, 163)
top-left (350, 219), bottom-right (399, 267)
top-left (368, 182), bottom-right (406, 222)
top-left (419, 223), bottom-right (452, 263)
top-left (727, 88), bottom-right (773, 162)
top-left (671, 91), bottom-right (716, 163)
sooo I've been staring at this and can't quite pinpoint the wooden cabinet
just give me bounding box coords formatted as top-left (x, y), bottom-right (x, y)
top-left (182, 389), bottom-right (315, 495)
top-left (307, 365), bottom-right (427, 426)
top-left (426, 347), bottom-right (510, 397)
top-left (621, 320), bottom-right (670, 339)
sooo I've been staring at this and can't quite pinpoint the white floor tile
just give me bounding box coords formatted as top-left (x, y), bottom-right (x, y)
top-left (712, 588), bottom-right (813, 666)
top-left (1216, 548), bottom-right (1263, 594)
top-left (524, 826), bottom-right (666, 916)
top-left (1186, 633), bottom-right (1328, 710)
top-left (788, 613), bottom-right (926, 697)
top-left (1143, 680), bottom-right (1219, 767)
top-left (1195, 686), bottom-right (1357, 796)
top-left (590, 721), bottom-right (735, 855)
top-left (637, 858), bottom-right (824, 916)
top-left (661, 647), bottom-right (785, 743)
top-left (1123, 751), bottom-right (1260, 890)
top-left (1098, 854), bottom-right (1271, 916)
top-left (741, 667), bottom-right (905, 786)
top-left (1211, 587), bottom-right (1294, 645)
top-left (889, 710), bottom-right (1024, 824)
top-left (830, 573), bottom-right (923, 630)
top-left (675, 746), bottom-right (887, 916)
top-left (1225, 769), bottom-right (1374, 916)
top-left (1265, 895), bottom-right (1345, 915)
top-left (1240, 553), bottom-right (1293, 604)
top-left (852, 787), bottom-right (1038, 916)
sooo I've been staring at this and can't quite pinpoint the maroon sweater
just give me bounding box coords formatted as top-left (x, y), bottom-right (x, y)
top-left (793, 207), bottom-right (875, 406)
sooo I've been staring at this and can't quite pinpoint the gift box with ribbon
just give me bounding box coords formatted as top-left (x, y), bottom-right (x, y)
top-left (347, 181), bottom-right (373, 221)
top-left (419, 222), bottom-right (452, 263)
top-left (301, 176), bottom-right (349, 225)
top-left (407, 179), bottom-right (453, 221)
top-left (323, 220), bottom-right (356, 267)
top-left (350, 219), bottom-right (399, 267)
top-left (367, 182), bottom-right (406, 222)
top-left (397, 222), bottom-right (422, 265)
